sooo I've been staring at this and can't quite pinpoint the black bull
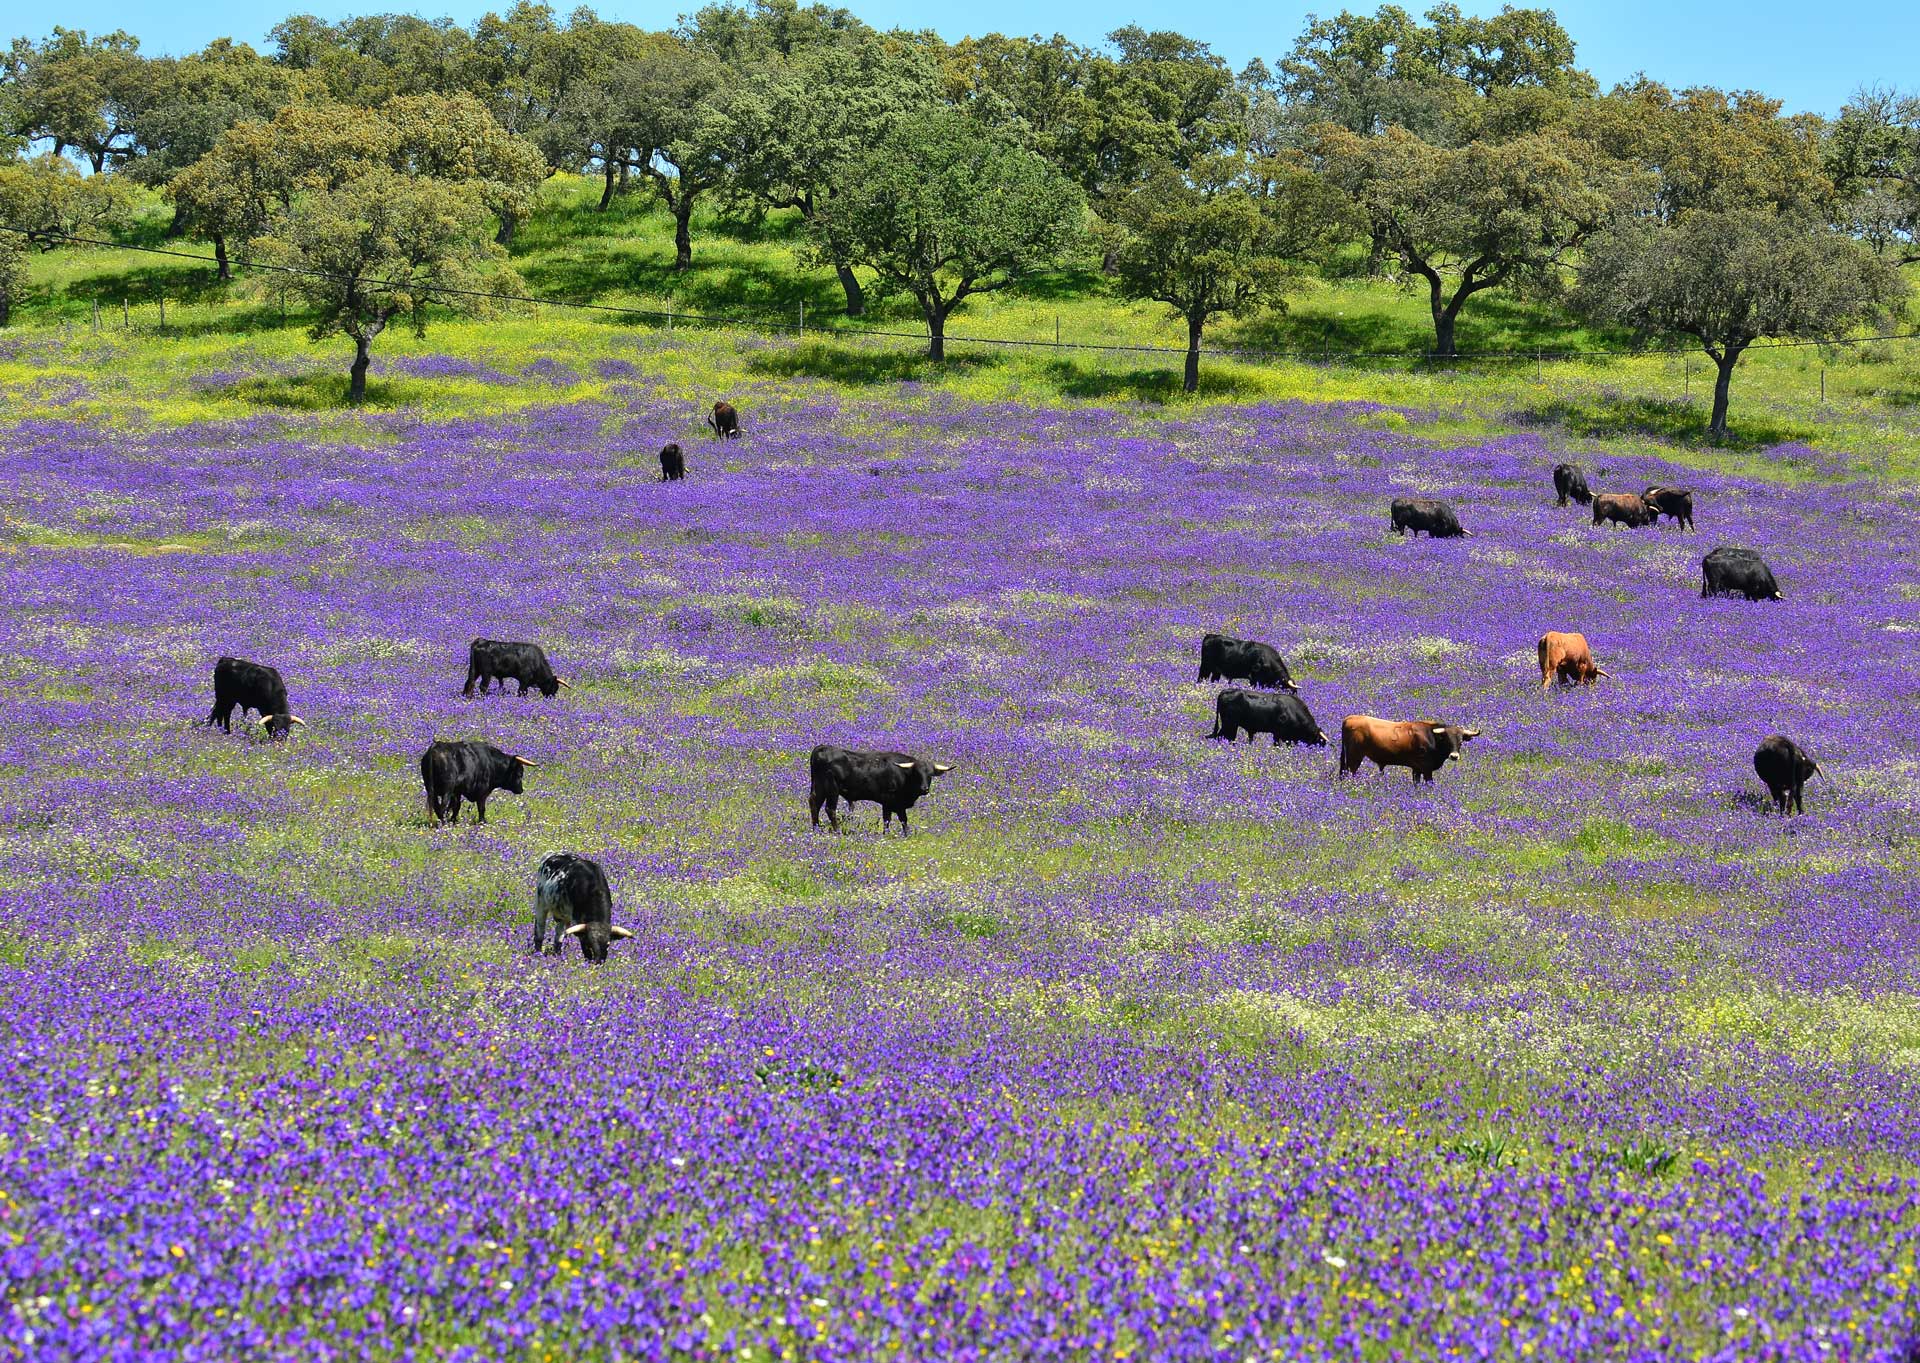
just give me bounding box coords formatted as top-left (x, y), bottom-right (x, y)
top-left (1209, 688), bottom-right (1327, 746)
top-left (808, 745), bottom-right (952, 834)
top-left (420, 741), bottom-right (536, 825)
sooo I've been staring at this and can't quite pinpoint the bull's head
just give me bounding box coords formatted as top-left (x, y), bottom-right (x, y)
top-left (504, 755), bottom-right (537, 793)
top-left (896, 759), bottom-right (954, 787)
top-left (563, 921), bottom-right (634, 964)
top-left (259, 713), bottom-right (307, 738)
top-left (1430, 724), bottom-right (1483, 760)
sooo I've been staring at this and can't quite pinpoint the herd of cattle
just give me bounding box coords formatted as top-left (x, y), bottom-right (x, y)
top-left (196, 452), bottom-right (1820, 960)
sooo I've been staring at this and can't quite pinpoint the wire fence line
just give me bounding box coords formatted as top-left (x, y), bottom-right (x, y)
top-left (7, 221), bottom-right (1920, 371)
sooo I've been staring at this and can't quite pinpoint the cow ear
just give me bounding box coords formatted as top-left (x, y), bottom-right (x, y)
top-left (897, 761), bottom-right (917, 770)
top-left (564, 924), bottom-right (588, 937)
top-left (609, 925), bottom-right (633, 940)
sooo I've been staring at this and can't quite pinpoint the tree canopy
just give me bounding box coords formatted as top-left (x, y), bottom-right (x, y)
top-left (1576, 208), bottom-right (1910, 438)
top-left (809, 109), bottom-right (1083, 358)
top-left (1104, 155), bottom-right (1349, 390)
top-left (1316, 123), bottom-right (1644, 356)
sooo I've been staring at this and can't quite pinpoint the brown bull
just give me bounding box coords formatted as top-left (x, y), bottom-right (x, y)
top-left (1538, 631), bottom-right (1608, 689)
top-left (1338, 715), bottom-right (1482, 783)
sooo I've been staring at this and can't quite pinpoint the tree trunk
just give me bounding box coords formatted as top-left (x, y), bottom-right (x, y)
top-left (927, 305), bottom-right (946, 361)
top-left (164, 211), bottom-right (188, 240)
top-left (349, 334), bottom-right (372, 404)
top-left (673, 197), bottom-right (693, 272)
top-left (213, 234), bottom-right (231, 283)
top-left (495, 212), bottom-right (517, 247)
top-left (1708, 349), bottom-right (1740, 440)
top-left (1433, 307), bottom-right (1459, 359)
top-left (0, 291), bottom-right (10, 329)
top-left (1367, 225), bottom-right (1388, 277)
top-left (1183, 314), bottom-right (1204, 394)
top-left (835, 262), bottom-right (864, 317)
top-left (599, 161), bottom-right (617, 211)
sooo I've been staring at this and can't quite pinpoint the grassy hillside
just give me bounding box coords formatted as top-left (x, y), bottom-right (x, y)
top-left (7, 174), bottom-right (1920, 471)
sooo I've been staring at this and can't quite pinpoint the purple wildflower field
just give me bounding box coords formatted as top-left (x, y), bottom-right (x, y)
top-left (2, 373), bottom-right (1920, 1360)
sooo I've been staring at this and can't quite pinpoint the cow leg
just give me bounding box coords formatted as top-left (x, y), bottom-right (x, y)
top-left (897, 807), bottom-right (909, 836)
top-left (1272, 731), bottom-right (1282, 747)
top-left (1792, 783), bottom-right (1804, 815)
top-left (474, 796), bottom-right (488, 825)
top-left (463, 666), bottom-right (477, 697)
top-left (531, 901), bottom-right (546, 953)
top-left (809, 792), bottom-right (825, 827)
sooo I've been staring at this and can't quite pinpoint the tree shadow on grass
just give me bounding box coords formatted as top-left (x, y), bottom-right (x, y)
top-left (220, 372), bottom-right (409, 411)
top-left (746, 340), bottom-right (999, 386)
top-left (1041, 359), bottom-right (1266, 403)
top-left (1510, 391), bottom-right (1816, 452)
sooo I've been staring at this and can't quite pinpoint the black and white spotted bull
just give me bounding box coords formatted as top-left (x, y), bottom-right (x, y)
top-left (532, 852), bottom-right (634, 962)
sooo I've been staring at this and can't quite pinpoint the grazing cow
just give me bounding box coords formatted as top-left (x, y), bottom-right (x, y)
top-left (1701, 547), bottom-right (1783, 601)
top-left (707, 401), bottom-right (740, 439)
top-left (1592, 492), bottom-right (1655, 529)
top-left (1338, 715), bottom-right (1482, 782)
top-left (1390, 498), bottom-right (1471, 539)
top-left (464, 639), bottom-right (571, 698)
top-left (1642, 485), bottom-right (1695, 530)
top-left (1753, 735), bottom-right (1819, 815)
top-left (808, 744), bottom-right (951, 835)
top-left (207, 656), bottom-right (305, 738)
top-left (1209, 688), bottom-right (1327, 746)
top-left (420, 741), bottom-right (536, 826)
top-left (1196, 633), bottom-right (1297, 690)
top-left (1553, 463), bottom-right (1593, 507)
top-left (1537, 631), bottom-right (1607, 689)
top-left (660, 442), bottom-right (685, 481)
top-left (532, 852), bottom-right (633, 962)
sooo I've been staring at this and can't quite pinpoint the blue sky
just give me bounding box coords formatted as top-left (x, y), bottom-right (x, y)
top-left (26, 0), bottom-right (1917, 116)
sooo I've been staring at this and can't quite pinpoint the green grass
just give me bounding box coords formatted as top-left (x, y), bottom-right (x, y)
top-left (6, 174), bottom-right (1920, 476)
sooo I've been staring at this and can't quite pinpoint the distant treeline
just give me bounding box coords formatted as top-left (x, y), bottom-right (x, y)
top-left (2, 4), bottom-right (1916, 427)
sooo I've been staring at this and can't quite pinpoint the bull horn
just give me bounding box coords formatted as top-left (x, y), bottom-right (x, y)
top-left (564, 923), bottom-right (588, 936)
top-left (555, 678), bottom-right (573, 691)
top-left (515, 756), bottom-right (541, 767)
top-left (1463, 728), bottom-right (1482, 738)
top-left (933, 763), bottom-right (953, 774)
top-left (609, 925), bottom-right (633, 940)
top-left (1593, 669), bottom-right (1608, 679)
top-left (286, 716), bottom-right (307, 726)
top-left (1430, 724), bottom-right (1446, 732)
top-left (897, 761), bottom-right (917, 770)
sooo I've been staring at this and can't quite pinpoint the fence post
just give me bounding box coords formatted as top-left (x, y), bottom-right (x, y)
top-left (798, 300), bottom-right (803, 336)
top-left (1055, 315), bottom-right (1061, 347)
top-left (92, 299), bottom-right (100, 335)
top-left (1820, 367), bottom-right (1826, 404)
top-left (1536, 349), bottom-right (1542, 382)
top-left (667, 301), bottom-right (673, 332)
top-left (122, 297), bottom-right (129, 329)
